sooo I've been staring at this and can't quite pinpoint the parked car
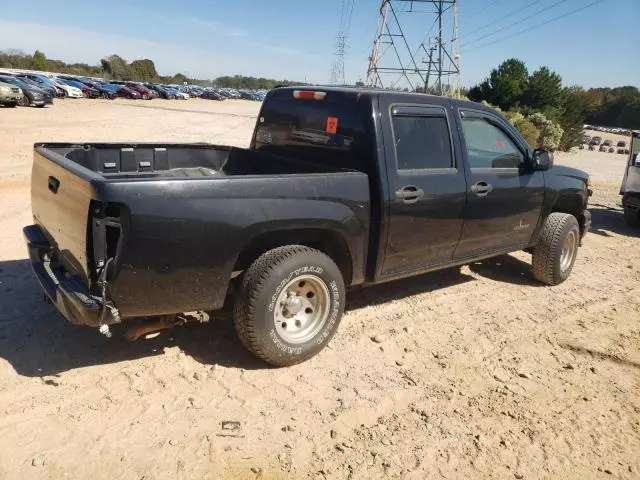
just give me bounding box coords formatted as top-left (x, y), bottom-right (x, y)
top-left (602, 139), bottom-right (613, 147)
top-left (126, 83), bottom-right (154, 99)
top-left (51, 79), bottom-right (84, 98)
top-left (589, 136), bottom-right (602, 145)
top-left (14, 75), bottom-right (57, 98)
top-left (77, 80), bottom-right (117, 99)
top-left (15, 73), bottom-right (60, 97)
top-left (58, 77), bottom-right (100, 98)
top-left (109, 81), bottom-right (154, 99)
top-left (0, 80), bottom-right (23, 107)
top-left (200, 90), bottom-right (225, 100)
top-left (102, 84), bottom-right (141, 99)
top-left (144, 84), bottom-right (174, 99)
top-left (617, 140), bottom-right (627, 148)
top-left (163, 86), bottom-right (189, 99)
top-left (0, 75), bottom-right (52, 106)
top-left (620, 132), bottom-right (640, 227)
top-left (23, 87), bottom-right (592, 366)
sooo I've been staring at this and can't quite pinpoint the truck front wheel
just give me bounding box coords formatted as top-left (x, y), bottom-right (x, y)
top-left (532, 213), bottom-right (580, 285)
top-left (623, 205), bottom-right (640, 227)
top-left (234, 245), bottom-right (345, 366)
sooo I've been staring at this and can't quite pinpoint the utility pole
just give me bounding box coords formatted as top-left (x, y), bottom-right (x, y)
top-left (365, 0), bottom-right (459, 95)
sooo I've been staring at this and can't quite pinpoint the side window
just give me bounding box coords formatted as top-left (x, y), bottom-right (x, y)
top-left (392, 115), bottom-right (454, 170)
top-left (461, 117), bottom-right (523, 169)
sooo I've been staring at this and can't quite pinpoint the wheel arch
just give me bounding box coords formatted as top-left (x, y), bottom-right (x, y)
top-left (232, 228), bottom-right (354, 286)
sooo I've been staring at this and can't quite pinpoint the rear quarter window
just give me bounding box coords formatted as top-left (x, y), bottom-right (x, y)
top-left (253, 92), bottom-right (373, 173)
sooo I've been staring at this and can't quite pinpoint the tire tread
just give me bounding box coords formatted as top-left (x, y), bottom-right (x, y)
top-left (234, 245), bottom-right (333, 366)
top-left (532, 212), bottom-right (578, 285)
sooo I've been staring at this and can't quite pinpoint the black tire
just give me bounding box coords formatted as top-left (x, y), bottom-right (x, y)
top-left (624, 205), bottom-right (640, 227)
top-left (532, 213), bottom-right (580, 285)
top-left (234, 245), bottom-right (345, 367)
top-left (5, 102), bottom-right (17, 108)
top-left (18, 96), bottom-right (29, 107)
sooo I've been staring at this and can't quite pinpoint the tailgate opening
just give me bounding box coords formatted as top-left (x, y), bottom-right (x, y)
top-left (88, 201), bottom-right (127, 294)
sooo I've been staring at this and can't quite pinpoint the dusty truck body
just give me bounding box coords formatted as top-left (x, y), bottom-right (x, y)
top-left (621, 132), bottom-right (640, 227)
top-left (25, 87), bottom-right (591, 366)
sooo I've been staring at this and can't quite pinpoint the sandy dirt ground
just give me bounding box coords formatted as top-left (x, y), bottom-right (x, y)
top-left (0, 99), bottom-right (638, 480)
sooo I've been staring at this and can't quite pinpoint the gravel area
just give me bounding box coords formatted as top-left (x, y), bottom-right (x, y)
top-left (0, 99), bottom-right (638, 479)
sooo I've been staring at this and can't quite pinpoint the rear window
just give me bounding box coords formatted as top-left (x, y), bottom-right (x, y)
top-left (391, 116), bottom-right (453, 169)
top-left (253, 91), bottom-right (373, 173)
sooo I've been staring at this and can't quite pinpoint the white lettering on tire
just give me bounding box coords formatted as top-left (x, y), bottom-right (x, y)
top-left (270, 329), bottom-right (302, 355)
top-left (267, 266), bottom-right (337, 354)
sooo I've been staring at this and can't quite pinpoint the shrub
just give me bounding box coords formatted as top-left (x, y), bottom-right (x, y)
top-left (514, 118), bottom-right (540, 148)
top-left (527, 112), bottom-right (564, 150)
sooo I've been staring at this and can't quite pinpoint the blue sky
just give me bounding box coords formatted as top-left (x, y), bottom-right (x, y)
top-left (0, 0), bottom-right (637, 88)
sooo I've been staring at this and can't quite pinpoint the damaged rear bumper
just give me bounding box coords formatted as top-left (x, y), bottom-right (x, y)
top-left (23, 224), bottom-right (119, 327)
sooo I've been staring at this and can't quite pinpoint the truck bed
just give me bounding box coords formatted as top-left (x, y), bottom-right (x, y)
top-left (29, 142), bottom-right (371, 322)
top-left (40, 142), bottom-right (345, 179)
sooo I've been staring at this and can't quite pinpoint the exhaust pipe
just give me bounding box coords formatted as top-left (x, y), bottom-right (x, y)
top-left (124, 311), bottom-right (210, 342)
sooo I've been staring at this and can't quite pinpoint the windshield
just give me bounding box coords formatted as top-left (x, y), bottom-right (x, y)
top-left (0, 76), bottom-right (28, 88)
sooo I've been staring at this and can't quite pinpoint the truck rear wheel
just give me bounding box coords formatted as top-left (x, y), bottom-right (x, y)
top-left (234, 245), bottom-right (345, 366)
top-left (532, 213), bottom-right (580, 285)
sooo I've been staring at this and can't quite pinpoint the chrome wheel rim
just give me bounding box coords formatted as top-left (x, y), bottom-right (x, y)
top-left (560, 230), bottom-right (577, 272)
top-left (273, 275), bottom-right (329, 344)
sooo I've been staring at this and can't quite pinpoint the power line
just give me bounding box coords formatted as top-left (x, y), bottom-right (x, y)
top-left (464, 0), bottom-right (604, 52)
top-left (465, 0), bottom-right (505, 20)
top-left (461, 0), bottom-right (570, 47)
top-left (460, 0), bottom-right (543, 39)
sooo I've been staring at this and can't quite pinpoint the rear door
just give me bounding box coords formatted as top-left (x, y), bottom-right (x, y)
top-left (378, 99), bottom-right (467, 277)
top-left (453, 109), bottom-right (544, 259)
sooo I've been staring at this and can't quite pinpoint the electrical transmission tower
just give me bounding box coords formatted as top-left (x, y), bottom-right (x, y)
top-left (365, 0), bottom-right (460, 96)
top-left (330, 0), bottom-right (355, 85)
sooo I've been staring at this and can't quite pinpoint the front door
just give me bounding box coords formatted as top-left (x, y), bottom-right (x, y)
top-left (379, 102), bottom-right (467, 278)
top-left (454, 110), bottom-right (545, 259)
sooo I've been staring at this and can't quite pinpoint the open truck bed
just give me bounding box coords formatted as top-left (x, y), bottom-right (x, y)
top-left (26, 142), bottom-right (370, 326)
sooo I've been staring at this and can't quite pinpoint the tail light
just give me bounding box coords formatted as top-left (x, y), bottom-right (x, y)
top-left (293, 90), bottom-right (327, 101)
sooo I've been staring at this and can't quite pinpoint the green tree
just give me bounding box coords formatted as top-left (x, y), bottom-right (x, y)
top-left (102, 54), bottom-right (130, 80)
top-left (129, 59), bottom-right (158, 81)
top-left (524, 66), bottom-right (563, 109)
top-left (557, 87), bottom-right (586, 151)
top-left (32, 50), bottom-right (47, 71)
top-left (487, 58), bottom-right (529, 109)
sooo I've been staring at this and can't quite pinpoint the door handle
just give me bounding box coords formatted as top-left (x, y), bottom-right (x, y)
top-left (471, 181), bottom-right (492, 197)
top-left (395, 185), bottom-right (424, 204)
top-left (48, 176), bottom-right (60, 194)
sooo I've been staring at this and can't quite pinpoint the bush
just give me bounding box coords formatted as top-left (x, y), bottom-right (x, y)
top-left (514, 118), bottom-right (540, 148)
top-left (527, 112), bottom-right (564, 150)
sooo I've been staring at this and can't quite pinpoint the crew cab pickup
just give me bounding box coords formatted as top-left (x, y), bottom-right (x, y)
top-left (24, 87), bottom-right (592, 366)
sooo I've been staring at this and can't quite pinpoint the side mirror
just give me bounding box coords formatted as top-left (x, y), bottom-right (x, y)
top-left (532, 149), bottom-right (553, 171)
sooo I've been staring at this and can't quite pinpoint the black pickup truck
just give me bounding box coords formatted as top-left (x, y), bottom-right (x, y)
top-left (24, 87), bottom-right (592, 366)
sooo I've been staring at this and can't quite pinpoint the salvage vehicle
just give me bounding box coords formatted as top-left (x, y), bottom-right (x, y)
top-left (143, 83), bottom-right (175, 99)
top-left (14, 74), bottom-right (58, 98)
top-left (0, 75), bottom-right (52, 107)
top-left (620, 132), bottom-right (640, 227)
top-left (16, 73), bottom-right (63, 96)
top-left (58, 78), bottom-right (101, 98)
top-left (0, 79), bottom-right (23, 107)
top-left (51, 78), bottom-right (84, 98)
top-left (23, 87), bottom-right (592, 366)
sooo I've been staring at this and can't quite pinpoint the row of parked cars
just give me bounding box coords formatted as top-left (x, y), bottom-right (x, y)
top-left (580, 135), bottom-right (630, 154)
top-left (0, 70), bottom-right (268, 108)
